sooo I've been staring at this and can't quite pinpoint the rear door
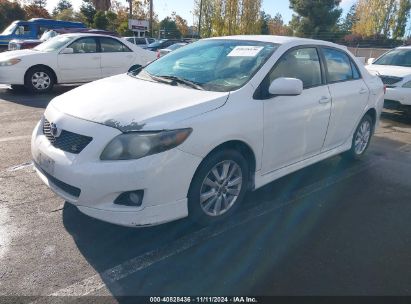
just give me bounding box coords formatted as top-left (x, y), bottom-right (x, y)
top-left (320, 47), bottom-right (369, 151)
top-left (57, 37), bottom-right (101, 83)
top-left (98, 37), bottom-right (135, 77)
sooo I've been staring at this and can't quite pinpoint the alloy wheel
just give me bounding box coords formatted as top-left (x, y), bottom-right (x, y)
top-left (199, 160), bottom-right (243, 216)
top-left (31, 72), bottom-right (51, 90)
top-left (354, 120), bottom-right (371, 155)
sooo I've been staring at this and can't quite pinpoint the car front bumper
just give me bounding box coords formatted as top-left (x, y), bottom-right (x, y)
top-left (0, 65), bottom-right (26, 85)
top-left (31, 105), bottom-right (202, 227)
top-left (385, 87), bottom-right (411, 106)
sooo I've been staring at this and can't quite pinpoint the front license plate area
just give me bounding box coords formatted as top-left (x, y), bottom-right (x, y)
top-left (35, 152), bottom-right (55, 176)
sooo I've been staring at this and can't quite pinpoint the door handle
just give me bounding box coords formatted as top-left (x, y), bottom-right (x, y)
top-left (359, 88), bottom-right (368, 94)
top-left (319, 96), bottom-right (331, 104)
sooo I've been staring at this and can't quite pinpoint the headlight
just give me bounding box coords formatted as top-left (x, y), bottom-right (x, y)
top-left (402, 80), bottom-right (411, 88)
top-left (100, 128), bottom-right (192, 160)
top-left (0, 58), bottom-right (21, 66)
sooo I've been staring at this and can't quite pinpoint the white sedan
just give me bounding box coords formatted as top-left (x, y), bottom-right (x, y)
top-left (31, 35), bottom-right (384, 227)
top-left (366, 46), bottom-right (411, 113)
top-left (0, 33), bottom-right (157, 93)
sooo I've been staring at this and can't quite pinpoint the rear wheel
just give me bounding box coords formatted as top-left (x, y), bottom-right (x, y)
top-left (24, 67), bottom-right (55, 93)
top-left (344, 114), bottom-right (373, 160)
top-left (188, 149), bottom-right (249, 225)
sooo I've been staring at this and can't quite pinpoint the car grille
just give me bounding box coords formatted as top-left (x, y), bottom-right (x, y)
top-left (43, 118), bottom-right (93, 154)
top-left (379, 75), bottom-right (403, 86)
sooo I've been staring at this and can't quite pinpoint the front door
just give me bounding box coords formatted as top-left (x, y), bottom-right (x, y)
top-left (58, 37), bottom-right (101, 83)
top-left (261, 47), bottom-right (332, 174)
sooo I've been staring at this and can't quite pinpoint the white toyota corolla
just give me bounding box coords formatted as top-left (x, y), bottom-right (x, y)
top-left (366, 46), bottom-right (411, 114)
top-left (0, 33), bottom-right (156, 93)
top-left (31, 36), bottom-right (384, 227)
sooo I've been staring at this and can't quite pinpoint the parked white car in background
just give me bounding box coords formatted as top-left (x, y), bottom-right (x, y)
top-left (32, 35), bottom-right (384, 227)
top-left (0, 33), bottom-right (157, 93)
top-left (123, 36), bottom-right (156, 48)
top-left (366, 46), bottom-right (411, 112)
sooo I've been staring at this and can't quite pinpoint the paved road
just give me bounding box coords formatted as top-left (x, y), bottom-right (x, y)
top-left (0, 84), bottom-right (410, 300)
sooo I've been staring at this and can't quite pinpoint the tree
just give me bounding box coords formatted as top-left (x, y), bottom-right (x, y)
top-left (289, 0), bottom-right (342, 40)
top-left (53, 0), bottom-right (72, 15)
top-left (92, 0), bottom-right (111, 11)
top-left (0, 0), bottom-right (26, 32)
top-left (267, 13), bottom-right (292, 36)
top-left (93, 10), bottom-right (109, 29)
top-left (352, 0), bottom-right (403, 38)
top-left (24, 4), bottom-right (51, 19)
top-left (159, 16), bottom-right (181, 38)
top-left (392, 0), bottom-right (411, 39)
top-left (32, 0), bottom-right (47, 9)
top-left (80, 0), bottom-right (96, 26)
top-left (172, 12), bottom-right (189, 37)
top-left (54, 8), bottom-right (77, 21)
top-left (260, 11), bottom-right (270, 35)
top-left (340, 3), bottom-right (358, 33)
top-left (240, 0), bottom-right (261, 34)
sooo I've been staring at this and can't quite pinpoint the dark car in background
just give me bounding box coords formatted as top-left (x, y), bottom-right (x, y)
top-left (0, 18), bottom-right (85, 51)
top-left (144, 39), bottom-right (184, 51)
top-left (8, 28), bottom-right (119, 51)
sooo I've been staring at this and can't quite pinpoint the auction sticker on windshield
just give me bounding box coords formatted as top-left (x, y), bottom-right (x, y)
top-left (227, 46), bottom-right (264, 57)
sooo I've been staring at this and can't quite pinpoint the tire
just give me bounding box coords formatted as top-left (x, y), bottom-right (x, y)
top-left (24, 67), bottom-right (55, 94)
top-left (344, 114), bottom-right (373, 160)
top-left (188, 149), bottom-right (249, 225)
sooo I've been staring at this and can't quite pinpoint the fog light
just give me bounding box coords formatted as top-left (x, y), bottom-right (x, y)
top-left (114, 190), bottom-right (144, 207)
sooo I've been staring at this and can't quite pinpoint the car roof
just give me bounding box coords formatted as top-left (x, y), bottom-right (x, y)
top-left (207, 35), bottom-right (347, 49)
top-left (59, 33), bottom-right (120, 38)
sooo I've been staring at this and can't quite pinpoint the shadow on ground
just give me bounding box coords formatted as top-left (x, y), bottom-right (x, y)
top-left (0, 85), bottom-right (77, 108)
top-left (62, 153), bottom-right (377, 298)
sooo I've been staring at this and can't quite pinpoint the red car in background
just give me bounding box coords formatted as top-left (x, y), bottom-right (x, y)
top-left (8, 28), bottom-right (119, 51)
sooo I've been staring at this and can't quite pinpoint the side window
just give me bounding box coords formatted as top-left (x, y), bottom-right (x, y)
top-left (38, 26), bottom-right (48, 38)
top-left (68, 38), bottom-right (97, 53)
top-left (100, 37), bottom-right (131, 52)
top-left (135, 38), bottom-right (146, 45)
top-left (323, 48), bottom-right (354, 83)
top-left (351, 60), bottom-right (361, 79)
top-left (269, 47), bottom-right (322, 89)
top-left (126, 38), bottom-right (135, 44)
top-left (14, 25), bottom-right (30, 36)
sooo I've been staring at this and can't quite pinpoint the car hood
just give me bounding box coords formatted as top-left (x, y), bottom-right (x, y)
top-left (0, 49), bottom-right (42, 60)
top-left (50, 74), bottom-right (230, 131)
top-left (366, 64), bottom-right (411, 78)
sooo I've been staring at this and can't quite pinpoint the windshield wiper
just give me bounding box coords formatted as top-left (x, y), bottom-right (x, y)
top-left (153, 75), bottom-right (205, 90)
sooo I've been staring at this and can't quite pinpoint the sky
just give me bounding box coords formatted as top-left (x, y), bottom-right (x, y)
top-left (46, 0), bottom-right (358, 26)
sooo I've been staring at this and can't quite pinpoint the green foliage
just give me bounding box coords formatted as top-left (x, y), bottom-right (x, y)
top-left (392, 0), bottom-right (411, 39)
top-left (80, 0), bottom-right (96, 26)
top-left (289, 0), bottom-right (342, 40)
top-left (0, 0), bottom-right (26, 32)
top-left (93, 10), bottom-right (109, 29)
top-left (53, 0), bottom-right (73, 16)
top-left (159, 17), bottom-right (181, 38)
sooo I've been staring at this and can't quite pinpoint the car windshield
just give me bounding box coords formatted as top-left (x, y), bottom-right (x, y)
top-left (34, 35), bottom-right (73, 52)
top-left (132, 39), bottom-right (278, 92)
top-left (374, 49), bottom-right (411, 67)
top-left (40, 30), bottom-right (58, 41)
top-left (147, 39), bottom-right (168, 47)
top-left (168, 43), bottom-right (185, 51)
top-left (1, 23), bottom-right (17, 35)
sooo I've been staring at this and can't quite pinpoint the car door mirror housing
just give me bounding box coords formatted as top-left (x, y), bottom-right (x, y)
top-left (367, 58), bottom-right (375, 65)
top-left (60, 47), bottom-right (74, 54)
top-left (268, 77), bottom-right (303, 96)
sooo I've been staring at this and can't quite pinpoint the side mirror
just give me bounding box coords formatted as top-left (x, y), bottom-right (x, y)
top-left (60, 48), bottom-right (74, 54)
top-left (367, 58), bottom-right (375, 65)
top-left (269, 77), bottom-right (303, 96)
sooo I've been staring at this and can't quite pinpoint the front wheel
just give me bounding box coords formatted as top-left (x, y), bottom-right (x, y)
top-left (24, 67), bottom-right (55, 93)
top-left (344, 114), bottom-right (373, 160)
top-left (188, 149), bottom-right (249, 225)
